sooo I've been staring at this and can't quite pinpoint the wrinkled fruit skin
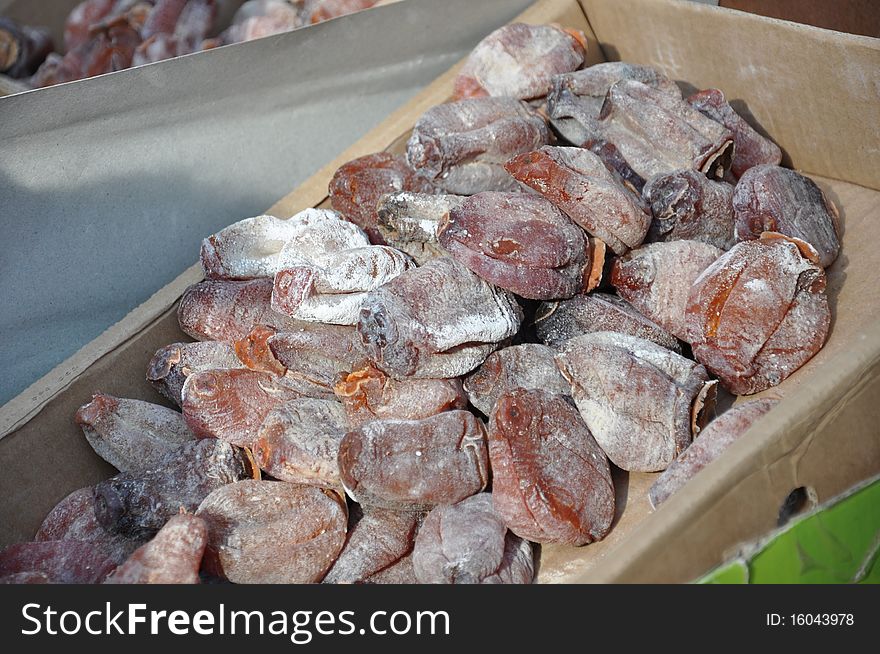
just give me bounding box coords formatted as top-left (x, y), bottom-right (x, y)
top-left (439, 191), bottom-right (591, 300)
top-left (732, 165), bottom-right (840, 268)
top-left (611, 240), bottom-right (723, 340)
top-left (649, 398), bottom-right (779, 508)
top-left (505, 146), bottom-right (650, 255)
top-left (252, 398), bottom-right (350, 488)
top-left (643, 169), bottom-right (736, 250)
top-left (463, 344), bottom-right (570, 416)
top-left (406, 97), bottom-right (551, 194)
top-left (685, 235), bottom-right (830, 395)
top-left (147, 341), bottom-right (243, 406)
top-left (488, 389), bottom-right (614, 545)
top-left (556, 331), bottom-right (713, 472)
top-left (412, 494), bottom-right (534, 584)
top-left (534, 292), bottom-right (681, 353)
top-left (92, 439), bottom-right (254, 538)
top-left (196, 480), bottom-right (347, 584)
top-left (337, 410), bottom-right (489, 511)
top-left (376, 191), bottom-right (464, 265)
top-left (328, 152), bottom-right (434, 244)
top-left (334, 365), bottom-right (467, 427)
top-left (104, 514), bottom-right (208, 584)
top-left (452, 22), bottom-right (585, 101)
top-left (0, 541), bottom-right (118, 584)
top-left (687, 88), bottom-right (782, 179)
top-left (356, 257), bottom-right (522, 379)
top-left (75, 393), bottom-right (195, 472)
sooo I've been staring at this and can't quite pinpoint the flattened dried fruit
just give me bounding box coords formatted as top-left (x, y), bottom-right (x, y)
top-left (556, 332), bottom-right (715, 471)
top-left (35, 487), bottom-right (142, 564)
top-left (253, 398), bottom-right (349, 488)
top-left (181, 368), bottom-right (304, 447)
top-left (337, 410), bottom-right (489, 511)
top-left (234, 325), bottom-right (288, 377)
top-left (464, 344), bottom-right (570, 416)
top-left (147, 341), bottom-right (243, 406)
top-left (178, 278), bottom-right (308, 342)
top-left (272, 245), bottom-right (413, 325)
top-left (362, 552), bottom-right (418, 584)
top-left (688, 88), bottom-right (782, 179)
top-left (732, 165), bottom-right (840, 268)
top-left (439, 191), bottom-right (591, 300)
top-left (685, 234), bottom-right (830, 394)
top-left (376, 191), bottom-right (465, 265)
top-left (334, 365), bottom-right (466, 427)
top-left (534, 292), bottom-right (681, 353)
top-left (406, 97), bottom-right (551, 194)
top-left (0, 541), bottom-right (117, 584)
top-left (196, 480), bottom-right (347, 584)
top-left (328, 152), bottom-right (434, 244)
top-left (269, 323), bottom-right (368, 397)
top-left (505, 146), bottom-right (650, 255)
top-left (412, 494), bottom-right (533, 584)
top-left (488, 389), bottom-right (613, 545)
top-left (93, 439), bottom-right (254, 538)
top-left (104, 514), bottom-right (207, 584)
top-left (306, 0), bottom-right (379, 24)
top-left (200, 215), bottom-right (307, 280)
top-left (595, 80), bottom-right (734, 181)
top-left (643, 169), bottom-right (735, 249)
top-left (323, 509), bottom-right (419, 584)
top-left (611, 240), bottom-right (723, 340)
top-left (452, 23), bottom-right (585, 101)
top-left (649, 398), bottom-right (778, 508)
top-left (357, 257), bottom-right (523, 379)
top-left (75, 393), bottom-right (194, 472)
top-left (547, 62), bottom-right (679, 146)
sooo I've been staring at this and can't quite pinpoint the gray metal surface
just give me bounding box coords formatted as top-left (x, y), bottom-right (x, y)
top-left (0, 0), bottom-right (533, 405)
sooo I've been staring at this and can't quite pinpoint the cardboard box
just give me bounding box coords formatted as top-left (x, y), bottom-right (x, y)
top-left (1, 0), bottom-right (878, 583)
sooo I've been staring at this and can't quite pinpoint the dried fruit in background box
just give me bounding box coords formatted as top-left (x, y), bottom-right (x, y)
top-left (357, 257), bottom-right (523, 379)
top-left (65, 0), bottom-right (117, 51)
top-left (335, 365), bottom-right (466, 427)
top-left (268, 324), bottom-right (367, 398)
top-left (0, 18), bottom-right (53, 78)
top-left (337, 410), bottom-right (489, 511)
top-left (272, 245), bottom-right (413, 325)
top-left (505, 146), bottom-right (651, 254)
top-left (464, 344), bottom-right (570, 416)
top-left (74, 393), bottom-right (194, 472)
top-left (147, 341), bottom-right (243, 406)
top-left (178, 278), bottom-right (307, 342)
top-left (593, 80), bottom-right (734, 181)
top-left (732, 165), bottom-right (840, 268)
top-left (687, 88), bottom-right (782, 179)
top-left (174, 0), bottom-right (217, 53)
top-left (685, 234), bottom-right (830, 395)
top-left (406, 97), bottom-right (551, 194)
top-left (452, 22), bottom-right (586, 101)
top-left (196, 480), bottom-right (347, 584)
top-left (611, 240), bottom-right (723, 340)
top-left (0, 541), bottom-right (118, 584)
top-left (306, 0), bottom-right (379, 24)
top-left (488, 389), bottom-right (614, 545)
top-left (376, 191), bottom-right (464, 265)
top-left (104, 514), bottom-right (207, 584)
top-left (252, 398), bottom-right (349, 487)
top-left (438, 192), bottom-right (591, 300)
top-left (649, 398), bottom-right (779, 508)
top-left (535, 292), bottom-right (681, 353)
top-left (181, 368), bottom-right (304, 447)
top-left (328, 152), bottom-right (434, 244)
top-left (557, 331), bottom-right (715, 472)
top-left (323, 508), bottom-right (419, 584)
top-left (547, 62), bottom-right (679, 146)
top-left (93, 439), bottom-right (255, 538)
top-left (643, 169), bottom-right (735, 250)
top-left (35, 487), bottom-right (143, 564)
top-left (141, 0), bottom-right (189, 40)
top-left (412, 494), bottom-right (534, 584)
top-left (207, 0), bottom-right (300, 47)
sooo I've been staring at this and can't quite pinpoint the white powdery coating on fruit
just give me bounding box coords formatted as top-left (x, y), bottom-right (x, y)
top-left (202, 215), bottom-right (306, 279)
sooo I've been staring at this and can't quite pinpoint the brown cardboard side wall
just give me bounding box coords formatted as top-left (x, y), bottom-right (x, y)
top-left (580, 0), bottom-right (880, 191)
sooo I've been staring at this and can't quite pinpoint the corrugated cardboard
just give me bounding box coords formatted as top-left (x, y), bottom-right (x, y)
top-left (1, 0), bottom-right (878, 583)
